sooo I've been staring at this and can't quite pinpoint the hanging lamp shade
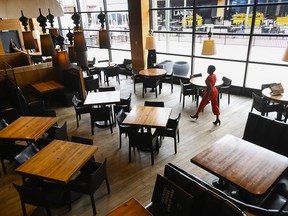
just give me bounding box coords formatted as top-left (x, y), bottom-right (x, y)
top-left (99, 29), bottom-right (111, 49)
top-left (53, 50), bottom-right (72, 70)
top-left (283, 47), bottom-right (288, 62)
top-left (74, 31), bottom-right (87, 52)
top-left (201, 39), bottom-right (216, 55)
top-left (76, 51), bottom-right (88, 67)
top-left (22, 31), bottom-right (37, 50)
top-left (40, 34), bottom-right (56, 56)
top-left (145, 35), bottom-right (156, 50)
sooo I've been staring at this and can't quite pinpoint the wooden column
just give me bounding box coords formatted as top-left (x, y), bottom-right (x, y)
top-left (128, 0), bottom-right (150, 73)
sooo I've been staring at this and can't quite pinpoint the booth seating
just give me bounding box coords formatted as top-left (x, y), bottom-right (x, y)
top-left (243, 112), bottom-right (288, 158)
top-left (58, 67), bottom-right (85, 106)
top-left (146, 163), bottom-right (288, 216)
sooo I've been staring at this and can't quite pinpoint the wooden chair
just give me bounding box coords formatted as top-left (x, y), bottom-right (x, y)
top-left (68, 159), bottom-right (110, 215)
top-left (155, 113), bottom-right (181, 154)
top-left (128, 131), bottom-right (159, 165)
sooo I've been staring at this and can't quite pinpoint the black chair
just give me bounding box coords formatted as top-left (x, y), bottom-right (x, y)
top-left (251, 92), bottom-right (283, 120)
top-left (68, 159), bottom-right (110, 216)
top-left (104, 65), bottom-right (120, 86)
top-left (98, 86), bottom-right (116, 92)
top-left (128, 131), bottom-right (159, 165)
top-left (219, 76), bottom-right (232, 104)
top-left (84, 77), bottom-right (100, 94)
top-left (0, 119), bottom-right (26, 174)
top-left (179, 79), bottom-right (198, 108)
top-left (71, 136), bottom-right (93, 146)
top-left (72, 94), bottom-right (91, 127)
top-left (13, 182), bottom-right (54, 216)
top-left (142, 77), bottom-right (161, 98)
top-left (118, 59), bottom-right (132, 78)
top-left (14, 143), bottom-right (39, 165)
top-left (144, 101), bottom-right (165, 107)
top-left (27, 100), bottom-right (56, 117)
top-left (0, 107), bottom-right (20, 124)
top-left (90, 107), bottom-right (113, 135)
top-left (157, 60), bottom-right (174, 93)
top-left (155, 113), bottom-right (181, 154)
top-left (116, 109), bottom-right (139, 148)
top-left (89, 58), bottom-right (103, 83)
top-left (114, 93), bottom-right (132, 121)
top-left (132, 72), bottom-right (144, 93)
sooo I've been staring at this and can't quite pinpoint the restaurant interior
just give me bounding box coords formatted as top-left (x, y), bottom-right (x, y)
top-left (0, 0), bottom-right (288, 215)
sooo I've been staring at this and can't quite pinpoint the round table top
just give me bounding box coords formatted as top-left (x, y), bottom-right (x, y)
top-left (94, 62), bottom-right (116, 69)
top-left (262, 87), bottom-right (288, 104)
top-left (190, 76), bottom-right (223, 88)
top-left (139, 68), bottom-right (167, 76)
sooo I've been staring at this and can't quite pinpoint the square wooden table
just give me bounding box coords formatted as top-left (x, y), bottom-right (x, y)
top-left (106, 198), bottom-right (152, 216)
top-left (15, 139), bottom-right (98, 184)
top-left (0, 116), bottom-right (58, 142)
top-left (122, 105), bottom-right (172, 128)
top-left (191, 134), bottom-right (288, 195)
top-left (31, 80), bottom-right (64, 94)
top-left (84, 90), bottom-right (120, 106)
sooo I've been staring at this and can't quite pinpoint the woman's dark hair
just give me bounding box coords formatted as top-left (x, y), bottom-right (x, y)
top-left (207, 65), bottom-right (216, 74)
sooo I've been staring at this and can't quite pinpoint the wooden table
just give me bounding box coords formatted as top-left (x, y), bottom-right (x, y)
top-left (262, 87), bottom-right (288, 104)
top-left (122, 105), bottom-right (172, 128)
top-left (106, 198), bottom-right (152, 216)
top-left (84, 91), bottom-right (120, 106)
top-left (31, 80), bottom-right (64, 94)
top-left (139, 68), bottom-right (166, 77)
top-left (16, 139), bottom-right (98, 184)
top-left (0, 116), bottom-right (57, 142)
top-left (191, 134), bottom-right (288, 195)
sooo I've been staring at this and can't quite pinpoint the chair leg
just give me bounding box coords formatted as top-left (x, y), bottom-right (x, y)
top-left (150, 149), bottom-right (154, 165)
top-left (21, 202), bottom-right (28, 216)
top-left (228, 92), bottom-right (231, 104)
top-left (119, 134), bottom-right (122, 148)
top-left (90, 194), bottom-right (97, 216)
top-left (129, 145), bottom-right (132, 162)
top-left (76, 114), bottom-right (79, 128)
top-left (91, 124), bottom-right (94, 135)
top-left (1, 159), bottom-right (7, 175)
top-left (105, 176), bottom-right (111, 194)
top-left (182, 96), bottom-right (185, 108)
top-left (174, 138), bottom-right (177, 154)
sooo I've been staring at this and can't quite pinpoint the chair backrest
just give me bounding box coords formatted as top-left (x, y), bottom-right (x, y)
top-left (105, 66), bottom-right (119, 77)
top-left (13, 183), bottom-right (50, 208)
top-left (167, 113), bottom-right (181, 129)
top-left (90, 107), bottom-right (112, 122)
top-left (71, 136), bottom-right (93, 145)
top-left (144, 101), bottom-right (165, 107)
top-left (28, 100), bottom-right (46, 115)
top-left (0, 107), bottom-right (19, 124)
top-left (85, 77), bottom-right (99, 93)
top-left (0, 119), bottom-right (8, 130)
top-left (116, 109), bottom-right (127, 124)
top-left (14, 143), bottom-right (39, 165)
top-left (72, 93), bottom-right (83, 107)
top-left (120, 93), bottom-right (132, 106)
top-left (191, 73), bottom-right (202, 78)
top-left (128, 131), bottom-right (154, 149)
top-left (54, 122), bottom-right (69, 141)
top-left (88, 57), bottom-right (96, 66)
top-left (261, 83), bottom-right (277, 90)
top-left (123, 59), bottom-right (132, 65)
top-left (90, 159), bottom-right (109, 193)
top-left (251, 92), bottom-right (266, 112)
top-left (98, 59), bottom-right (109, 63)
top-left (222, 76), bottom-right (232, 86)
top-left (98, 86), bottom-right (116, 92)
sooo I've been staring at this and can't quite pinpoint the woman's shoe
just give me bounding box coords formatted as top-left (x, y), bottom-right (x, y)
top-left (190, 114), bottom-right (198, 120)
top-left (213, 119), bottom-right (221, 125)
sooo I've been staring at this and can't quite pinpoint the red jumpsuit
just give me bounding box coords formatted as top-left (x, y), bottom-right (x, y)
top-left (196, 73), bottom-right (220, 116)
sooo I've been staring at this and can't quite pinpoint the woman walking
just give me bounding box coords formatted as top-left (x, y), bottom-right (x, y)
top-left (190, 65), bottom-right (220, 125)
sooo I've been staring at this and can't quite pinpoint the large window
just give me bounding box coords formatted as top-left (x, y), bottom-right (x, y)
top-left (151, 0), bottom-right (288, 89)
top-left (58, 0), bottom-right (131, 63)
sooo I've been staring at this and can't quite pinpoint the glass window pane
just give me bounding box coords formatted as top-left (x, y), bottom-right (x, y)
top-left (246, 64), bottom-right (288, 89)
top-left (193, 58), bottom-right (245, 87)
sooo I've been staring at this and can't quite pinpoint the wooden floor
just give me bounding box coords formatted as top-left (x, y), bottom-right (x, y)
top-left (0, 75), bottom-right (260, 216)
